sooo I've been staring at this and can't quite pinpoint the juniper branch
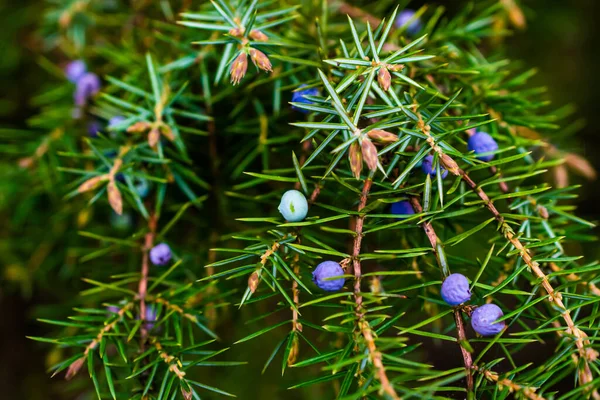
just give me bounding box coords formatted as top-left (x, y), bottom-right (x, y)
top-left (409, 196), bottom-right (474, 394)
top-left (351, 174), bottom-right (399, 400)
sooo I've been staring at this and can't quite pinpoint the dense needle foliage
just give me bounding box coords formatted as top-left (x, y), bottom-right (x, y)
top-left (3, 0), bottom-right (600, 399)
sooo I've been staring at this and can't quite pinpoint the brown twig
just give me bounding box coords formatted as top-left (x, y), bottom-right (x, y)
top-left (409, 197), bottom-right (474, 393)
top-left (65, 303), bottom-right (133, 380)
top-left (475, 366), bottom-right (544, 400)
top-left (350, 177), bottom-right (399, 399)
top-left (415, 112), bottom-right (598, 393)
top-left (138, 213), bottom-right (157, 348)
top-left (336, 2), bottom-right (382, 27)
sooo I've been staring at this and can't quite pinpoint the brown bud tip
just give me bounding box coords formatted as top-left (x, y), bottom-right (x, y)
top-left (159, 123), bottom-right (175, 142)
top-left (78, 174), bottom-right (108, 193)
top-left (18, 157), bottom-right (34, 169)
top-left (148, 127), bottom-right (160, 148)
top-left (249, 48), bottom-right (272, 72)
top-left (367, 129), bottom-right (398, 144)
top-left (349, 142), bottom-right (363, 180)
top-left (250, 30), bottom-right (268, 42)
top-left (65, 357), bottom-right (85, 380)
top-left (228, 27), bottom-right (245, 37)
top-left (537, 205), bottom-right (549, 220)
top-left (361, 138), bottom-right (378, 171)
top-left (287, 335), bottom-right (300, 366)
top-left (127, 121), bottom-right (151, 133)
top-left (377, 67), bottom-right (391, 91)
top-left (107, 180), bottom-right (123, 215)
top-left (230, 52), bottom-right (248, 85)
top-left (248, 270), bottom-right (260, 293)
top-left (181, 388), bottom-right (193, 400)
top-left (440, 153), bottom-right (460, 176)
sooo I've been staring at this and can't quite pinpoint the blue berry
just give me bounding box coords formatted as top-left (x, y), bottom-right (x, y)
top-left (134, 176), bottom-right (151, 199)
top-left (421, 155), bottom-right (448, 179)
top-left (468, 131), bottom-right (498, 162)
top-left (312, 261), bottom-right (345, 292)
top-left (471, 303), bottom-right (506, 336)
top-left (150, 243), bottom-right (172, 266)
top-left (144, 305), bottom-right (158, 330)
top-left (395, 10), bottom-right (422, 35)
top-left (74, 72), bottom-right (101, 107)
top-left (292, 85), bottom-right (319, 113)
top-left (390, 201), bottom-right (415, 219)
top-left (87, 120), bottom-right (102, 138)
top-left (65, 60), bottom-right (87, 83)
top-left (278, 190), bottom-right (308, 222)
top-left (440, 273), bottom-right (471, 306)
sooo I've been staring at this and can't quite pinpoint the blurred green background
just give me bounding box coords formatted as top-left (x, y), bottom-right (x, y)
top-left (0, 0), bottom-right (598, 398)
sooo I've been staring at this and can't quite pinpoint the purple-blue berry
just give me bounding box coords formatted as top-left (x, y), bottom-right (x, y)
top-left (134, 176), bottom-right (151, 199)
top-left (440, 273), bottom-right (471, 306)
top-left (150, 243), bottom-right (172, 266)
top-left (471, 303), bottom-right (506, 336)
top-left (144, 305), bottom-right (158, 330)
top-left (468, 131), bottom-right (498, 162)
top-left (291, 84), bottom-right (319, 113)
top-left (390, 201), bottom-right (415, 219)
top-left (395, 10), bottom-right (422, 35)
top-left (65, 60), bottom-right (87, 83)
top-left (74, 72), bottom-right (101, 107)
top-left (108, 115), bottom-right (126, 130)
top-left (278, 189), bottom-right (308, 222)
top-left (87, 120), bottom-right (102, 138)
top-left (312, 261), bottom-right (345, 292)
top-left (421, 155), bottom-right (448, 179)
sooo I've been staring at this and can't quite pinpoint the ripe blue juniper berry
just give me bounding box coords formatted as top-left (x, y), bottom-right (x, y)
top-left (143, 305), bottom-right (158, 330)
top-left (395, 9), bottom-right (422, 35)
top-left (440, 273), bottom-right (471, 306)
top-left (149, 243), bottom-right (172, 266)
top-left (64, 60), bottom-right (86, 83)
top-left (312, 261), bottom-right (345, 292)
top-left (421, 155), bottom-right (448, 178)
top-left (471, 303), bottom-right (506, 336)
top-left (278, 189), bottom-right (308, 222)
top-left (291, 84), bottom-right (319, 113)
top-left (468, 131), bottom-right (499, 162)
top-left (108, 115), bottom-right (126, 131)
top-left (74, 72), bottom-right (101, 107)
top-left (134, 176), bottom-right (151, 199)
top-left (390, 200), bottom-right (415, 219)
top-left (87, 120), bottom-right (102, 138)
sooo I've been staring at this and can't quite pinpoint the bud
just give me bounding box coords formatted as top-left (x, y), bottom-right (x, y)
top-left (230, 52), bottom-right (248, 85)
top-left (249, 48), bottom-right (272, 72)
top-left (248, 269), bottom-right (260, 293)
top-left (287, 334), bottom-right (300, 366)
top-left (367, 129), bottom-right (398, 144)
top-left (440, 153), bottom-right (460, 176)
top-left (361, 138), bottom-right (378, 171)
top-left (349, 142), bottom-right (363, 179)
top-left (228, 27), bottom-right (245, 37)
top-left (65, 357), bottom-right (85, 380)
top-left (250, 30), bottom-right (268, 42)
top-left (107, 180), bottom-right (123, 215)
top-left (127, 121), bottom-right (151, 133)
top-left (148, 126), bottom-right (160, 148)
top-left (377, 67), bottom-right (391, 91)
top-left (537, 205), bottom-right (549, 220)
top-left (159, 123), bottom-right (175, 142)
top-left (78, 174), bottom-right (108, 193)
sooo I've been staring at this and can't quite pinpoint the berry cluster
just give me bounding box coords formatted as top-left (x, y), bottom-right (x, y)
top-left (440, 273), bottom-right (506, 336)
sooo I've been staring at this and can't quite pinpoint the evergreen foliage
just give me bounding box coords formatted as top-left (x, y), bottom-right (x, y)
top-left (4, 0), bottom-right (600, 399)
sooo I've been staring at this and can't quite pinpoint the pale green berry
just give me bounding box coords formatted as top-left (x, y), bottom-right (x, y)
top-left (278, 190), bottom-right (308, 222)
